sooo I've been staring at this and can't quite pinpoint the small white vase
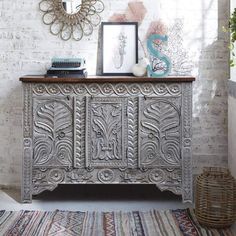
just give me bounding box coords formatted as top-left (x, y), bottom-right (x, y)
top-left (132, 63), bottom-right (147, 77)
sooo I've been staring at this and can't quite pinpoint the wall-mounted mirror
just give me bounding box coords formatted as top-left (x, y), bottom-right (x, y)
top-left (62, 0), bottom-right (82, 14)
top-left (39, 0), bottom-right (104, 41)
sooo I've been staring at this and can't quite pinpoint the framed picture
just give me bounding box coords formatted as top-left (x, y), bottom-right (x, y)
top-left (101, 22), bottom-right (138, 76)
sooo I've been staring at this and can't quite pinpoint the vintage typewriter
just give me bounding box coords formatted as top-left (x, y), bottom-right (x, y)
top-left (46, 58), bottom-right (87, 78)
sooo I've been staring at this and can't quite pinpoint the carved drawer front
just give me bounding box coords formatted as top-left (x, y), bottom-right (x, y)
top-left (32, 96), bottom-right (74, 168)
top-left (85, 96), bottom-right (128, 168)
top-left (139, 96), bottom-right (181, 169)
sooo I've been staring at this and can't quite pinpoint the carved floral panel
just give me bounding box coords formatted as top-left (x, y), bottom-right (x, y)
top-left (33, 97), bottom-right (73, 167)
top-left (139, 97), bottom-right (181, 168)
top-left (86, 97), bottom-right (128, 168)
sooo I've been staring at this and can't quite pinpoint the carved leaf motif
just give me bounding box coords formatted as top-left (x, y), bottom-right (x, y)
top-left (35, 101), bottom-right (72, 139)
top-left (34, 137), bottom-right (53, 164)
top-left (140, 100), bottom-right (180, 166)
top-left (142, 102), bottom-right (179, 134)
top-left (33, 100), bottom-right (73, 166)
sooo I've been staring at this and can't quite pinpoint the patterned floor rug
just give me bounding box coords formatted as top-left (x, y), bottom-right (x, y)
top-left (0, 209), bottom-right (234, 236)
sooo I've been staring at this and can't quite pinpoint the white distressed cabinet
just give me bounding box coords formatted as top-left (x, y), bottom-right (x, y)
top-left (20, 76), bottom-right (195, 203)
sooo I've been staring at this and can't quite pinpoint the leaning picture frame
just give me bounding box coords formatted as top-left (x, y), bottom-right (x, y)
top-left (101, 22), bottom-right (138, 76)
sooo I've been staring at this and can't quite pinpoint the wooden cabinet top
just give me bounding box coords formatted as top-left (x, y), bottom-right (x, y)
top-left (19, 75), bottom-right (195, 83)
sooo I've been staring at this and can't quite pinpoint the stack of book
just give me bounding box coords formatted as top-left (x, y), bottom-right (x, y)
top-left (46, 58), bottom-right (87, 78)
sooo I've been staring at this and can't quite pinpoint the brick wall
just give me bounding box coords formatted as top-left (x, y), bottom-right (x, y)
top-left (0, 0), bottom-right (229, 186)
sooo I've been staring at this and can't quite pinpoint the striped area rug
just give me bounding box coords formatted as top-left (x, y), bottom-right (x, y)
top-left (0, 209), bottom-right (234, 236)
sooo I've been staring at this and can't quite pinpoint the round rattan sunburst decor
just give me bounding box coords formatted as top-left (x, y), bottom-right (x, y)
top-left (39, 0), bottom-right (104, 41)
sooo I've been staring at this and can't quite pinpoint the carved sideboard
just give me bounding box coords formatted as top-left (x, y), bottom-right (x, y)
top-left (20, 76), bottom-right (195, 203)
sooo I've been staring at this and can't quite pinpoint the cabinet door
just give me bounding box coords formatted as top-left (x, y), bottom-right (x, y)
top-left (32, 96), bottom-right (73, 168)
top-left (138, 97), bottom-right (181, 168)
top-left (85, 96), bottom-right (128, 168)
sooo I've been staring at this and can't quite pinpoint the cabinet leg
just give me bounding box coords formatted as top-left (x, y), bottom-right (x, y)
top-left (21, 188), bottom-right (32, 203)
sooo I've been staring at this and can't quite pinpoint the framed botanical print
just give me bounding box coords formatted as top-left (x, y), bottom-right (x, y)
top-left (101, 22), bottom-right (138, 76)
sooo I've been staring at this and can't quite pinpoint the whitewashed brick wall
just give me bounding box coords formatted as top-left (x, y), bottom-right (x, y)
top-left (0, 0), bottom-right (229, 186)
